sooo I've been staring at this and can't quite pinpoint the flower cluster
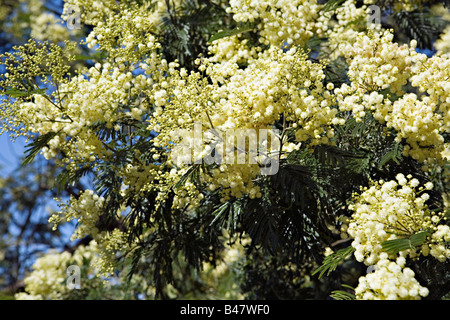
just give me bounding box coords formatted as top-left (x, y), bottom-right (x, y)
top-left (389, 93), bottom-right (445, 163)
top-left (343, 174), bottom-right (450, 300)
top-left (62, 0), bottom-right (184, 28)
top-left (18, 66), bottom-right (127, 161)
top-left (12, 49), bottom-right (163, 163)
top-left (93, 229), bottom-right (128, 276)
top-left (0, 39), bottom-right (77, 137)
top-left (62, 0), bottom-right (119, 26)
top-left (354, 253), bottom-right (429, 300)
top-left (326, 1), bottom-right (379, 59)
top-left (198, 232), bottom-right (250, 299)
top-left (226, 0), bottom-right (329, 47)
top-left (343, 30), bottom-right (416, 94)
top-left (15, 241), bottom-right (99, 300)
top-left (410, 54), bottom-right (450, 136)
top-left (433, 4), bottom-right (450, 54)
top-left (30, 12), bottom-right (71, 43)
top-left (435, 26), bottom-right (450, 55)
top-left (344, 174), bottom-right (449, 265)
top-left (83, 3), bottom-right (162, 64)
top-left (0, 1), bottom-right (164, 164)
top-left (50, 189), bottom-right (130, 276)
top-left (14, 250), bottom-right (72, 300)
top-left (1, 0), bottom-right (77, 43)
top-left (148, 43), bottom-right (339, 202)
top-left (51, 189), bottom-right (105, 240)
top-left (207, 35), bottom-right (260, 65)
top-left (336, 29), bottom-right (448, 163)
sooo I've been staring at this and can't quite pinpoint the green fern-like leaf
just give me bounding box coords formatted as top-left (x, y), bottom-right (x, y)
top-left (394, 10), bottom-right (446, 49)
top-left (209, 202), bottom-right (231, 226)
top-left (208, 22), bottom-right (255, 43)
top-left (320, 0), bottom-right (347, 13)
top-left (55, 165), bottom-right (92, 195)
top-left (330, 284), bottom-right (356, 300)
top-left (174, 163), bottom-right (202, 189)
top-left (4, 87), bottom-right (47, 97)
top-left (378, 142), bottom-right (403, 168)
top-left (242, 196), bottom-right (281, 253)
top-left (22, 131), bottom-right (58, 165)
top-left (313, 144), bottom-right (368, 168)
top-left (313, 246), bottom-right (356, 279)
top-left (381, 230), bottom-right (431, 255)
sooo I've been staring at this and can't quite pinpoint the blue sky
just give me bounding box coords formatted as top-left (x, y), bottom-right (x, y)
top-left (0, 132), bottom-right (77, 247)
top-left (0, 133), bottom-right (26, 176)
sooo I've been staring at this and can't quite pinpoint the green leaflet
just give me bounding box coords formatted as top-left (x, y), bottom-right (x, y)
top-left (5, 88), bottom-right (47, 97)
top-left (381, 230), bottom-right (432, 255)
top-left (320, 0), bottom-right (347, 13)
top-left (208, 23), bottom-right (255, 43)
top-left (174, 163), bottom-right (203, 189)
top-left (75, 50), bottom-right (109, 62)
top-left (210, 202), bottom-right (231, 226)
top-left (393, 10), bottom-right (446, 49)
top-left (22, 131), bottom-right (58, 166)
top-left (312, 246), bottom-right (356, 279)
top-left (54, 165), bottom-right (92, 195)
top-left (330, 284), bottom-right (356, 300)
top-left (378, 142), bottom-right (402, 168)
top-left (208, 201), bottom-right (241, 233)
